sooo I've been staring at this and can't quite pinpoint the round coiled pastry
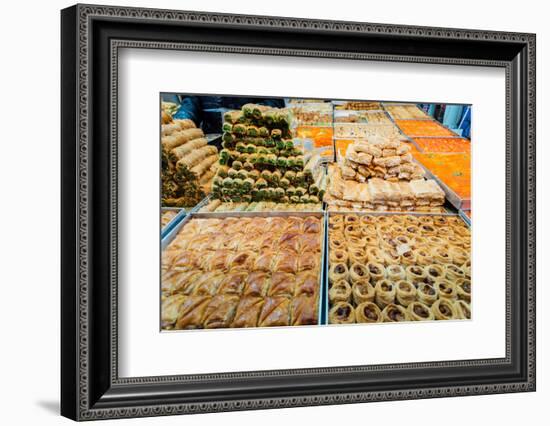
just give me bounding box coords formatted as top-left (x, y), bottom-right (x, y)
top-left (447, 216), bottom-right (462, 226)
top-left (435, 280), bottom-right (457, 300)
top-left (364, 235), bottom-right (379, 246)
top-left (417, 283), bottom-right (438, 306)
top-left (425, 264), bottom-right (447, 284)
top-left (432, 215), bottom-right (449, 227)
top-left (453, 224), bottom-right (470, 237)
top-left (352, 280), bottom-right (376, 305)
top-left (432, 246), bottom-right (452, 264)
top-left (445, 235), bottom-right (463, 247)
top-left (407, 301), bottom-right (435, 321)
top-left (344, 224), bottom-right (362, 238)
top-left (383, 248), bottom-right (401, 266)
top-left (329, 249), bottom-right (349, 265)
top-left (406, 265), bottom-right (427, 284)
top-left (418, 216), bottom-right (434, 226)
top-left (420, 223), bottom-right (437, 235)
top-left (375, 279), bottom-right (396, 309)
top-left (395, 234), bottom-right (412, 246)
top-left (426, 236), bottom-right (448, 247)
top-left (386, 264), bottom-right (406, 281)
top-left (456, 279), bottom-right (471, 302)
top-left (366, 246), bottom-right (386, 264)
top-left (400, 249), bottom-right (418, 266)
top-left (348, 247), bottom-right (368, 264)
top-left (360, 215), bottom-right (376, 226)
top-left (375, 215), bottom-right (391, 225)
top-left (329, 262), bottom-right (349, 283)
top-left (329, 301), bottom-right (356, 324)
top-left (431, 299), bottom-right (457, 320)
top-left (405, 224), bottom-right (420, 236)
top-left (329, 215), bottom-right (343, 225)
top-left (411, 236), bottom-right (428, 248)
top-left (349, 262), bottom-right (370, 284)
top-left (366, 262), bottom-right (386, 282)
top-left (454, 300), bottom-right (471, 319)
top-left (445, 264), bottom-right (466, 281)
top-left (449, 246), bottom-right (469, 265)
top-left (390, 224), bottom-right (406, 235)
top-left (329, 220), bottom-right (344, 232)
top-left (462, 263), bottom-right (471, 280)
top-left (344, 214), bottom-right (359, 224)
top-left (414, 246), bottom-right (433, 265)
top-left (355, 301), bottom-right (383, 323)
top-left (361, 225), bottom-right (378, 238)
top-left (347, 235), bottom-right (367, 248)
top-left (329, 280), bottom-right (352, 303)
top-left (329, 236), bottom-right (346, 251)
top-left (437, 226), bottom-right (454, 236)
top-left (395, 280), bottom-right (417, 306)
top-left (381, 303), bottom-right (410, 322)
top-left (404, 215), bottom-right (420, 225)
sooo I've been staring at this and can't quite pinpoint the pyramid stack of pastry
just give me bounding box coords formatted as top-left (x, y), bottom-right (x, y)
top-left (161, 115), bottom-right (219, 207)
top-left (211, 104), bottom-right (326, 204)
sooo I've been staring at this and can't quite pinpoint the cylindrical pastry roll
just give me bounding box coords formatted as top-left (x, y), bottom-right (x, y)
top-left (375, 279), bottom-right (396, 309)
top-left (329, 262), bottom-right (349, 283)
top-left (431, 299), bottom-right (457, 320)
top-left (349, 262), bottom-right (370, 284)
top-left (414, 246), bottom-right (433, 265)
top-left (395, 280), bottom-right (416, 306)
top-left (432, 246), bottom-right (452, 264)
top-left (348, 247), bottom-right (368, 264)
top-left (352, 281), bottom-right (376, 305)
top-left (381, 303), bottom-right (410, 322)
top-left (386, 264), bottom-right (406, 281)
top-left (449, 246), bottom-right (469, 265)
top-left (425, 264), bottom-right (447, 285)
top-left (329, 249), bottom-right (349, 265)
top-left (406, 265), bottom-right (427, 285)
top-left (407, 301), bottom-right (435, 321)
top-left (435, 280), bottom-right (457, 300)
top-left (355, 302), bottom-right (382, 323)
top-left (456, 279), bottom-right (471, 302)
top-left (329, 302), bottom-right (356, 324)
top-left (454, 300), bottom-right (471, 320)
top-left (445, 264), bottom-right (466, 281)
top-left (417, 283), bottom-right (438, 306)
top-left (329, 280), bottom-right (352, 304)
top-left (366, 262), bottom-right (386, 282)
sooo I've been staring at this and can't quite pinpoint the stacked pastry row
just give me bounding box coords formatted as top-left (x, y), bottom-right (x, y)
top-left (334, 123), bottom-right (405, 140)
top-left (200, 199), bottom-right (323, 213)
top-left (324, 164), bottom-right (445, 212)
top-left (327, 214), bottom-right (471, 324)
top-left (161, 216), bottom-right (322, 329)
top-left (161, 117), bottom-right (219, 207)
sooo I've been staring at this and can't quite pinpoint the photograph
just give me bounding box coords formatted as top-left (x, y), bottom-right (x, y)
top-left (160, 95), bottom-right (472, 330)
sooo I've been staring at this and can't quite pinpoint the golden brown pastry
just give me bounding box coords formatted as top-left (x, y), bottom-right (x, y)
top-left (169, 270), bottom-right (203, 295)
top-left (226, 251), bottom-right (256, 271)
top-left (279, 232), bottom-right (301, 253)
top-left (297, 251), bottom-right (319, 272)
top-left (381, 304), bottom-right (410, 322)
top-left (329, 262), bottom-right (349, 283)
top-left (294, 271), bottom-right (319, 297)
top-left (268, 272), bottom-right (296, 297)
top-left (202, 294), bottom-right (240, 328)
top-left (329, 280), bottom-right (352, 304)
top-left (254, 250), bottom-right (277, 272)
top-left (366, 246), bottom-right (386, 264)
top-left (386, 264), bottom-right (406, 281)
top-left (231, 297), bottom-right (265, 328)
top-left (406, 265), bottom-right (427, 284)
top-left (217, 271), bottom-right (247, 295)
top-left (348, 247), bottom-right (368, 264)
top-left (352, 280), bottom-right (376, 305)
top-left (436, 280), bottom-right (457, 300)
top-left (258, 296), bottom-right (291, 327)
top-left (329, 235), bottom-right (346, 251)
top-left (355, 301), bottom-right (382, 323)
top-left (161, 294), bottom-right (186, 329)
top-left (407, 301), bottom-right (434, 321)
top-left (414, 246), bottom-right (433, 265)
top-left (431, 299), bottom-right (456, 320)
top-left (375, 279), bottom-right (396, 309)
top-left (349, 262), bottom-right (370, 284)
top-left (456, 279), bottom-right (471, 302)
top-left (366, 262), bottom-right (386, 282)
top-left (454, 300), bottom-right (471, 319)
top-left (174, 296), bottom-right (212, 329)
top-left (242, 271), bottom-right (271, 297)
top-left (329, 302), bottom-right (356, 324)
top-left (290, 295), bottom-right (319, 326)
top-left (417, 283), bottom-right (438, 305)
top-left (302, 216), bottom-right (321, 233)
top-left (274, 252), bottom-right (298, 274)
top-left (431, 246), bottom-right (452, 264)
top-left (329, 249), bottom-right (349, 265)
top-left (192, 271), bottom-right (226, 296)
top-left (300, 233), bottom-right (321, 253)
top-left (395, 280), bottom-right (416, 306)
top-left (450, 246), bottom-right (469, 265)
top-left (445, 264), bottom-right (466, 281)
top-left (425, 264), bottom-right (446, 285)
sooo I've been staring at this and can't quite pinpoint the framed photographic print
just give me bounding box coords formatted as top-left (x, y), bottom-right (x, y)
top-left (61, 3), bottom-right (536, 421)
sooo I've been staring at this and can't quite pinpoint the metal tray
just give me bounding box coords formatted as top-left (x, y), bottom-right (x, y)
top-left (160, 208), bottom-right (186, 239)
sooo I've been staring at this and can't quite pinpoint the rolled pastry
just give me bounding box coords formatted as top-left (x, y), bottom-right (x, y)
top-left (406, 265), bottom-right (427, 285)
top-left (202, 294), bottom-right (240, 329)
top-left (329, 280), bottom-right (352, 304)
top-left (375, 279), bottom-right (396, 309)
top-left (258, 296), bottom-right (291, 327)
top-left (352, 281), bottom-right (376, 305)
top-left (355, 301), bottom-right (383, 323)
top-left (383, 248), bottom-right (401, 265)
top-left (456, 279), bottom-right (471, 302)
top-left (344, 214), bottom-right (360, 224)
top-left (431, 299), bottom-right (456, 320)
top-left (445, 264), bottom-right (466, 281)
top-left (329, 301), bottom-right (356, 324)
top-left (231, 297), bottom-right (265, 328)
top-left (425, 264), bottom-right (447, 285)
top-left (329, 235), bottom-right (346, 251)
top-left (400, 249), bottom-right (418, 266)
top-left (407, 301), bottom-right (435, 321)
top-left (329, 262), bottom-right (349, 283)
top-left (161, 294), bottom-right (186, 329)
top-left (381, 303), bottom-right (410, 322)
top-left (417, 283), bottom-right (438, 306)
top-left (449, 246), bottom-right (469, 265)
top-left (329, 249), bottom-right (349, 265)
top-left (360, 215), bottom-right (376, 226)
top-left (386, 264), bottom-right (406, 281)
top-left (366, 246), bottom-right (386, 264)
top-left (344, 224), bottom-right (362, 238)
top-left (395, 280), bottom-right (417, 306)
top-left (348, 247), bottom-right (368, 264)
top-left (349, 262), bottom-right (370, 284)
top-left (367, 262), bottom-right (386, 282)
top-left (432, 246), bottom-right (452, 264)
top-left (436, 280), bottom-right (457, 300)
top-left (174, 296), bottom-right (212, 329)
top-left (454, 300), bottom-right (471, 319)
top-left (414, 246), bottom-right (433, 265)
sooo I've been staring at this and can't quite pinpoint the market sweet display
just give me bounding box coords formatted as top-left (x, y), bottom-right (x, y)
top-left (335, 101), bottom-right (382, 111)
top-left (327, 214), bottom-right (471, 324)
top-left (161, 215), bottom-right (323, 329)
top-left (414, 153), bottom-right (471, 201)
top-left (211, 104), bottom-right (326, 204)
top-left (161, 115), bottom-right (219, 208)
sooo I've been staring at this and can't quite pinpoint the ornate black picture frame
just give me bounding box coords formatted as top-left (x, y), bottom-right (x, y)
top-left (61, 4), bottom-right (536, 421)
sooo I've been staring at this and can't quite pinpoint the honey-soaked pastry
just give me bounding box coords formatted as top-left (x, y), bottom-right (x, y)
top-left (432, 215), bottom-right (449, 227)
top-left (352, 280), bottom-right (376, 305)
top-left (366, 262), bottom-right (386, 282)
top-left (407, 301), bottom-right (435, 321)
top-left (425, 264), bottom-right (446, 284)
top-left (226, 251), bottom-right (256, 271)
top-left (360, 215), bottom-right (376, 226)
top-left (347, 235), bottom-right (367, 249)
top-left (363, 235), bottom-right (379, 246)
top-left (274, 252), bottom-right (298, 274)
top-left (329, 249), bottom-right (349, 265)
top-left (344, 224), bottom-right (362, 238)
top-left (456, 279), bottom-right (471, 302)
top-left (302, 216), bottom-right (321, 233)
top-left (400, 249), bottom-right (418, 266)
top-left (254, 249), bottom-right (277, 272)
top-left (242, 271), bottom-right (271, 297)
top-left (202, 294), bottom-right (240, 329)
top-left (349, 262), bottom-right (370, 284)
top-left (419, 223), bottom-right (437, 235)
top-left (431, 246), bottom-right (452, 264)
top-left (161, 294), bottom-right (186, 329)
top-left (171, 250), bottom-right (200, 271)
top-left (299, 233), bottom-right (321, 253)
top-left (258, 296), bottom-right (291, 327)
top-left (431, 299), bottom-right (456, 320)
top-left (329, 280), bottom-right (352, 303)
top-left (294, 271), bottom-right (319, 297)
top-left (329, 302), bottom-right (356, 324)
top-left (203, 249), bottom-right (232, 272)
top-left (447, 216), bottom-right (463, 226)
top-left (170, 270), bottom-right (203, 295)
top-left (344, 214), bottom-right (360, 224)
top-left (329, 215), bottom-right (344, 225)
top-left (445, 264), bottom-right (466, 281)
top-left (231, 297), bottom-right (265, 328)
top-left (174, 296), bottom-right (212, 329)
top-left (417, 283), bottom-right (438, 305)
top-left (411, 236), bottom-right (428, 248)
top-left (426, 236), bottom-right (448, 247)
top-left (395, 280), bottom-right (416, 306)
top-left (406, 265), bottom-right (427, 284)
top-left (193, 271), bottom-right (226, 296)
top-left (291, 295), bottom-right (319, 326)
top-left (404, 215), bottom-right (420, 225)
top-left (383, 248), bottom-right (401, 265)
top-left (297, 251), bottom-right (319, 272)
top-left (329, 262), bottom-right (349, 283)
top-left (268, 272), bottom-right (296, 297)
top-left (453, 224), bottom-right (470, 237)
top-left (404, 224), bottom-right (420, 236)
top-left (329, 235), bottom-right (346, 251)
top-left (454, 300), bottom-right (471, 319)
top-left (381, 304), bottom-right (410, 322)
top-left (217, 271), bottom-right (247, 295)
top-left (355, 301), bottom-right (383, 323)
top-left (375, 215), bottom-right (392, 225)
top-left (414, 246), bottom-right (433, 265)
top-left (449, 246), bottom-right (469, 265)
top-left (329, 220), bottom-right (344, 232)
top-left (366, 246), bottom-right (386, 264)
top-left (278, 231), bottom-right (301, 253)
top-left (375, 279), bottom-right (396, 309)
top-left (387, 264), bottom-right (406, 281)
top-left (348, 247), bottom-right (368, 264)
top-left (418, 216), bottom-right (434, 226)
top-left (436, 280), bottom-right (457, 300)
top-left (436, 226), bottom-right (453, 236)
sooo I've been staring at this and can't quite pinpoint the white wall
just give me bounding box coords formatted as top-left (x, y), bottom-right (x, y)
top-left (0, 0), bottom-right (546, 424)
